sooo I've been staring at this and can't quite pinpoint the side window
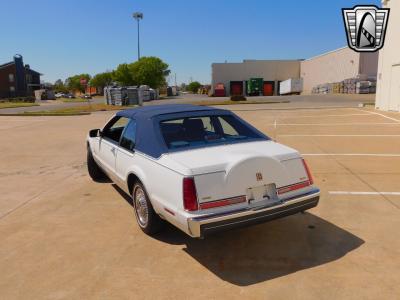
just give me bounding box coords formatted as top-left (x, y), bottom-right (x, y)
top-left (218, 116), bottom-right (239, 136)
top-left (102, 117), bottom-right (130, 143)
top-left (120, 120), bottom-right (137, 151)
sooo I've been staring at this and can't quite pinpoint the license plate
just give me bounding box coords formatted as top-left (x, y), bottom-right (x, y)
top-left (246, 183), bottom-right (278, 206)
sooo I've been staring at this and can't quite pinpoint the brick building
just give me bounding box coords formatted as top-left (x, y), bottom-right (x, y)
top-left (0, 54), bottom-right (41, 98)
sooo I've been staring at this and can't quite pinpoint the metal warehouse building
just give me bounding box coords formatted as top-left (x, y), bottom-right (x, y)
top-left (301, 48), bottom-right (378, 94)
top-left (211, 47), bottom-right (378, 96)
top-left (211, 60), bottom-right (301, 96)
top-left (376, 0), bottom-right (400, 112)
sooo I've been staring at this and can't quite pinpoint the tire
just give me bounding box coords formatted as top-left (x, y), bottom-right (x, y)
top-left (87, 147), bottom-right (107, 181)
top-left (132, 181), bottom-right (164, 235)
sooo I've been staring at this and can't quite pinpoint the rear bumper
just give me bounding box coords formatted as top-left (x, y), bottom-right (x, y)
top-left (187, 188), bottom-right (320, 238)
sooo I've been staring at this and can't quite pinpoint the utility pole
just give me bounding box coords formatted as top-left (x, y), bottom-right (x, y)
top-left (133, 12), bottom-right (143, 60)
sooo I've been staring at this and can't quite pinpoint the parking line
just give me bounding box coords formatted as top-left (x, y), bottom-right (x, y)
top-left (279, 134), bottom-right (400, 137)
top-left (285, 113), bottom-right (372, 118)
top-left (303, 153), bottom-right (400, 157)
top-left (329, 191), bottom-right (400, 196)
top-left (271, 122), bottom-right (400, 126)
top-left (361, 110), bottom-right (400, 123)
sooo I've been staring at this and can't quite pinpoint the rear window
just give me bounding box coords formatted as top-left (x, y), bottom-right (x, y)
top-left (160, 115), bottom-right (265, 149)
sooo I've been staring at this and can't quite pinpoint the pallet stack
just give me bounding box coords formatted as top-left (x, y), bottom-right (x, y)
top-left (312, 75), bottom-right (377, 94)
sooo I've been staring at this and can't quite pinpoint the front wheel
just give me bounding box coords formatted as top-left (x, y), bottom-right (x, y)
top-left (132, 182), bottom-right (164, 235)
top-left (87, 147), bottom-right (106, 181)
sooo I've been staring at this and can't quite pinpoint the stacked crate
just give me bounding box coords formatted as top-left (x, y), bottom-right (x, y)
top-left (312, 75), bottom-right (377, 94)
top-left (356, 81), bottom-right (376, 94)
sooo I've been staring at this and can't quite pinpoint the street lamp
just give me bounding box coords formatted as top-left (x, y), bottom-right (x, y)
top-left (133, 12), bottom-right (143, 60)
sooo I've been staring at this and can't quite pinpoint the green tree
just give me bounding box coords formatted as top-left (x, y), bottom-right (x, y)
top-left (112, 63), bottom-right (136, 86)
top-left (90, 72), bottom-right (113, 91)
top-left (53, 79), bottom-right (68, 93)
top-left (129, 57), bottom-right (170, 89)
top-left (187, 81), bottom-right (201, 93)
top-left (66, 74), bottom-right (91, 93)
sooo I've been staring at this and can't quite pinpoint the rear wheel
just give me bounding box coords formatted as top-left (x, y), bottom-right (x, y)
top-left (87, 147), bottom-right (106, 181)
top-left (132, 181), bottom-right (164, 235)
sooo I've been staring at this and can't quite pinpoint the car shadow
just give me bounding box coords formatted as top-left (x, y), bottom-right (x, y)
top-left (111, 184), bottom-right (364, 286)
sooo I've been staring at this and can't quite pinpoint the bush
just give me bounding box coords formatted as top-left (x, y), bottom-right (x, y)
top-left (0, 96), bottom-right (35, 103)
top-left (230, 95), bottom-right (247, 101)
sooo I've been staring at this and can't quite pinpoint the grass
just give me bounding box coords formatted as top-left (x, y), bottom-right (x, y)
top-left (0, 103), bottom-right (136, 116)
top-left (0, 102), bottom-right (39, 109)
top-left (61, 98), bottom-right (89, 103)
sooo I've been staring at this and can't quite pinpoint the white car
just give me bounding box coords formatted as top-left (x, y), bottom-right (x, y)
top-left (87, 104), bottom-right (319, 238)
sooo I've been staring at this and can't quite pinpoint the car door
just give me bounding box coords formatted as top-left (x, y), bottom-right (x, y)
top-left (97, 116), bottom-right (130, 177)
top-left (115, 119), bottom-right (137, 187)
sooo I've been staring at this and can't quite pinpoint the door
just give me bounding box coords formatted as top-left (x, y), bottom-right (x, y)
top-left (389, 65), bottom-right (400, 111)
top-left (230, 81), bottom-right (243, 96)
top-left (97, 116), bottom-right (130, 175)
top-left (115, 120), bottom-right (137, 185)
top-left (263, 81), bottom-right (274, 96)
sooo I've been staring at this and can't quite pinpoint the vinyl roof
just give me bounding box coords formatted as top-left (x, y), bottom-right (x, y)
top-left (116, 104), bottom-right (224, 119)
top-left (114, 104), bottom-right (268, 158)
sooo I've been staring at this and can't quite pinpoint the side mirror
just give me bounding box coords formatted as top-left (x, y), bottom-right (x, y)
top-left (89, 129), bottom-right (100, 138)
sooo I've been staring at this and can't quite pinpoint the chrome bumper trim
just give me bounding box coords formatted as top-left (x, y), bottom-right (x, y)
top-left (187, 188), bottom-right (320, 238)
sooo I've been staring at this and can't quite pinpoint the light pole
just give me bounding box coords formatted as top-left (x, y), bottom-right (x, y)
top-left (133, 12), bottom-right (143, 60)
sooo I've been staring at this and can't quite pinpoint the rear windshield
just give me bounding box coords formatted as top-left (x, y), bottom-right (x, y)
top-left (159, 115), bottom-right (266, 149)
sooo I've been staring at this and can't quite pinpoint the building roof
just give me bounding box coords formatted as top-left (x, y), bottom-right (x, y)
top-left (0, 59), bottom-right (42, 75)
top-left (0, 61), bottom-right (14, 70)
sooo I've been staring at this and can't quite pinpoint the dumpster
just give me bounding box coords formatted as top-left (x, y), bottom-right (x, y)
top-left (247, 78), bottom-right (263, 96)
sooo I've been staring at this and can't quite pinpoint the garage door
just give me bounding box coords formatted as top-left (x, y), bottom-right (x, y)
top-left (230, 81), bottom-right (243, 96)
top-left (263, 81), bottom-right (274, 96)
top-left (389, 65), bottom-right (400, 112)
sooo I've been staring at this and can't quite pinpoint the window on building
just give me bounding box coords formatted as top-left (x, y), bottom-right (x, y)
top-left (10, 86), bottom-right (15, 92)
top-left (9, 74), bottom-right (14, 82)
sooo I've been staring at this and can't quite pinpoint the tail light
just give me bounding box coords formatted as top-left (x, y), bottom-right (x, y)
top-left (183, 177), bottom-right (198, 211)
top-left (302, 159), bottom-right (314, 185)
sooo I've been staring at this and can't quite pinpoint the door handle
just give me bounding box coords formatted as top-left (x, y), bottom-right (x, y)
top-left (111, 147), bottom-right (116, 155)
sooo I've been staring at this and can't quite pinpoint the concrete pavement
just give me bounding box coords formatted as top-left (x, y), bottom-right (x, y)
top-left (0, 105), bottom-right (399, 299)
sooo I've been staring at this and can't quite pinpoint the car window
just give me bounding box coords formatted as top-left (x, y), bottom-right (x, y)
top-left (102, 117), bottom-right (130, 143)
top-left (120, 120), bottom-right (137, 151)
top-left (219, 117), bottom-right (239, 136)
top-left (160, 115), bottom-right (264, 149)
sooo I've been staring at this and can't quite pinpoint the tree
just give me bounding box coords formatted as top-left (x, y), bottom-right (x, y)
top-left (53, 79), bottom-right (68, 93)
top-left (129, 57), bottom-right (170, 89)
top-left (112, 63), bottom-right (136, 86)
top-left (187, 81), bottom-right (201, 93)
top-left (66, 74), bottom-right (91, 93)
top-left (90, 72), bottom-right (113, 91)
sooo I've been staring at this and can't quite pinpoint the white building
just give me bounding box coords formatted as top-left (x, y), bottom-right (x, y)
top-left (375, 0), bottom-right (400, 112)
top-left (301, 48), bottom-right (378, 94)
top-left (211, 48), bottom-right (378, 96)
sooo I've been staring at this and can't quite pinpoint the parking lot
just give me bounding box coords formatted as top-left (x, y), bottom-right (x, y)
top-left (1, 104), bottom-right (400, 299)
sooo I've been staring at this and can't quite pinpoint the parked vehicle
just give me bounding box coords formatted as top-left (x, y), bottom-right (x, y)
top-left (64, 93), bottom-right (75, 99)
top-left (86, 104), bottom-right (319, 238)
top-left (80, 94), bottom-right (92, 99)
top-left (55, 92), bottom-right (65, 98)
top-left (280, 78), bottom-right (303, 95)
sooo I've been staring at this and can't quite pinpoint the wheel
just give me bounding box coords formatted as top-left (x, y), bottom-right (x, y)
top-left (132, 181), bottom-right (164, 235)
top-left (87, 147), bottom-right (106, 181)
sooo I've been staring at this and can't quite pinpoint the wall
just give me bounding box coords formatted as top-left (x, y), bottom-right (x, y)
top-left (300, 47), bottom-right (361, 94)
top-left (359, 52), bottom-right (379, 77)
top-left (376, 0), bottom-right (400, 112)
top-left (212, 60), bottom-right (300, 96)
top-left (0, 64), bottom-right (16, 98)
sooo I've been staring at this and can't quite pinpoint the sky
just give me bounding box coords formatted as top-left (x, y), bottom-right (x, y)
top-left (0, 0), bottom-right (380, 85)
